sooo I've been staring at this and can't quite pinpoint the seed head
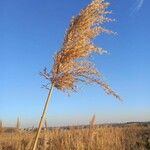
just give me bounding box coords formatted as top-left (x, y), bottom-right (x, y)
top-left (41, 0), bottom-right (121, 100)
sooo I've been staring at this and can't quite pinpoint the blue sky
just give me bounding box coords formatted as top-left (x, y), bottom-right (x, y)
top-left (0, 0), bottom-right (150, 127)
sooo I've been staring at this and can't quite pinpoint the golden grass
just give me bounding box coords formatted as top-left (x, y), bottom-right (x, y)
top-left (0, 124), bottom-right (150, 150)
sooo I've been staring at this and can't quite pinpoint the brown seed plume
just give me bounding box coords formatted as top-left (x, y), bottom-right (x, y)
top-left (41, 0), bottom-right (121, 100)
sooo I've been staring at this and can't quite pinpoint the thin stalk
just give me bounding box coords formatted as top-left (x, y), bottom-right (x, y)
top-left (32, 83), bottom-right (54, 150)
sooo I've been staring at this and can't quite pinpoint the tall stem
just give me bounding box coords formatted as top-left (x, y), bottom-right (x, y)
top-left (32, 83), bottom-right (54, 150)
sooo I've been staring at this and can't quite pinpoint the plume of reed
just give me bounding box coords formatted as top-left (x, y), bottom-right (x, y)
top-left (41, 0), bottom-right (121, 100)
top-left (0, 120), bottom-right (3, 133)
top-left (0, 120), bottom-right (2, 128)
top-left (33, 0), bottom-right (121, 149)
top-left (16, 117), bottom-right (21, 130)
top-left (44, 119), bottom-right (48, 129)
top-left (90, 114), bottom-right (96, 128)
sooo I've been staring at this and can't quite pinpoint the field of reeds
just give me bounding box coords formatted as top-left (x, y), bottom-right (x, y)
top-left (0, 123), bottom-right (150, 150)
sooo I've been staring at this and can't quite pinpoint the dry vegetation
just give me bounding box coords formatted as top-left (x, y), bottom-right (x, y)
top-left (1, 1), bottom-right (146, 150)
top-left (34, 0), bottom-right (121, 149)
top-left (0, 123), bottom-right (150, 150)
top-left (41, 0), bottom-right (121, 99)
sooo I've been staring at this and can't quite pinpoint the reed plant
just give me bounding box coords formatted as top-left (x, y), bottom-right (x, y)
top-left (0, 120), bottom-right (3, 133)
top-left (16, 117), bottom-right (21, 131)
top-left (32, 0), bottom-right (121, 149)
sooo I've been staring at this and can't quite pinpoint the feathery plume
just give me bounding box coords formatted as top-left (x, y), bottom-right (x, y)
top-left (90, 114), bottom-right (96, 127)
top-left (41, 0), bottom-right (121, 100)
top-left (0, 120), bottom-right (3, 132)
top-left (16, 117), bottom-right (21, 130)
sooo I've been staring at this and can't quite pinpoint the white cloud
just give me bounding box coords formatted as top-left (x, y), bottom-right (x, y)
top-left (136, 0), bottom-right (144, 11)
top-left (131, 0), bottom-right (144, 15)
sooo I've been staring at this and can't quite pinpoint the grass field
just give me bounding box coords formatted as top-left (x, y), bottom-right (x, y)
top-left (0, 123), bottom-right (150, 150)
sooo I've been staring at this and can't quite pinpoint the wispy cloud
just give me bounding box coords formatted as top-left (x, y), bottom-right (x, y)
top-left (136, 0), bottom-right (144, 11)
top-left (131, 0), bottom-right (144, 15)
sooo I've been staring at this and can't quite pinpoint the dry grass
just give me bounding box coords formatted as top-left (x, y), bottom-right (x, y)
top-left (0, 124), bottom-right (150, 150)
